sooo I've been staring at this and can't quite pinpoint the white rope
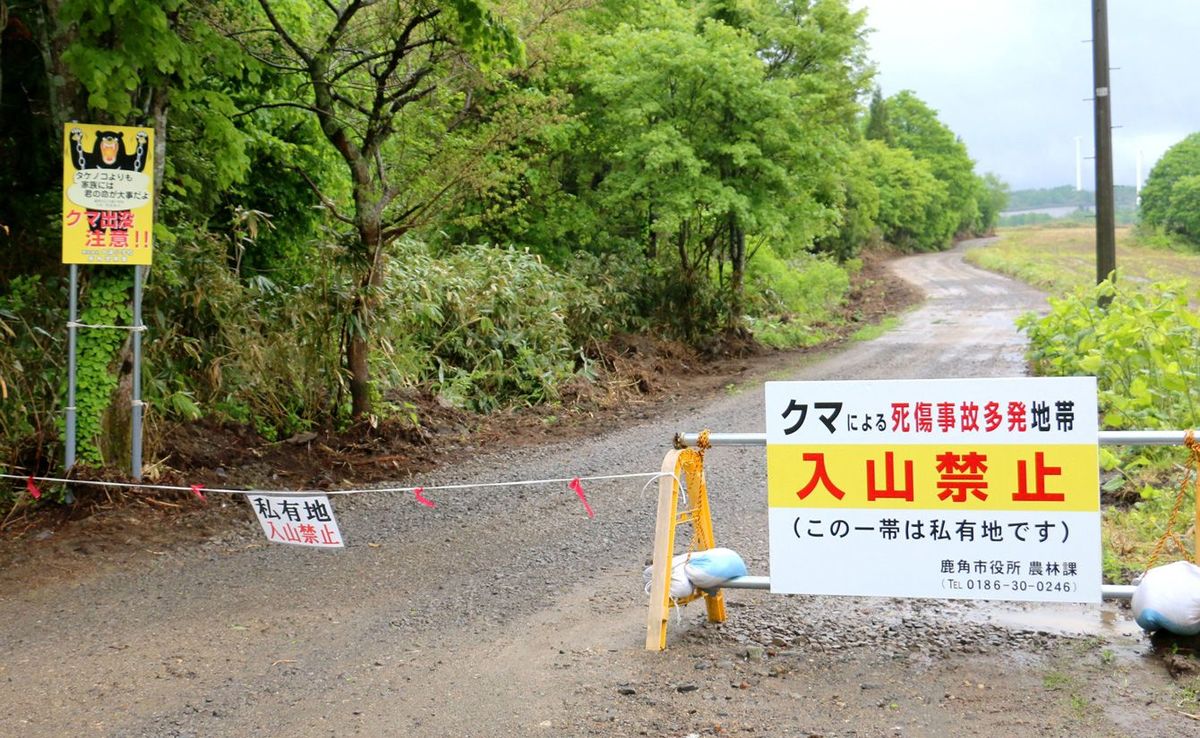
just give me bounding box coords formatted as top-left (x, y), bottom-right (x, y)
top-left (2, 470), bottom-right (662, 498)
top-left (66, 321), bottom-right (147, 331)
top-left (639, 471), bottom-right (685, 505)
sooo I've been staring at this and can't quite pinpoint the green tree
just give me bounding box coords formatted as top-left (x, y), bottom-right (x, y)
top-left (885, 90), bottom-right (981, 239)
top-left (1140, 132), bottom-right (1200, 245)
top-left (975, 172), bottom-right (1009, 234)
top-left (246, 0), bottom-right (522, 418)
top-left (864, 87), bottom-right (892, 144)
top-left (722, 0), bottom-right (874, 269)
top-left (579, 4), bottom-right (842, 335)
top-left (0, 0), bottom-right (258, 464)
top-left (814, 140), bottom-right (881, 260)
top-left (863, 139), bottom-right (949, 251)
top-left (1161, 174), bottom-right (1200, 243)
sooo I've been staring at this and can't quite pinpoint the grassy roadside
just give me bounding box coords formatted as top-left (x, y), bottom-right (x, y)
top-left (966, 226), bottom-right (1200, 294)
top-left (966, 226), bottom-right (1200, 581)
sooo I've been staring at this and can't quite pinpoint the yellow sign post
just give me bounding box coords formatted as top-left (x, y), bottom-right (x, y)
top-left (61, 123), bottom-right (155, 265)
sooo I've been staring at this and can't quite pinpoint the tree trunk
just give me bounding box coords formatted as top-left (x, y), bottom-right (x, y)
top-left (347, 212), bottom-right (384, 419)
top-left (646, 205), bottom-right (657, 259)
top-left (38, 0), bottom-right (85, 134)
top-left (346, 320), bottom-right (370, 418)
top-left (99, 339), bottom-right (134, 466)
top-left (727, 212), bottom-right (746, 331)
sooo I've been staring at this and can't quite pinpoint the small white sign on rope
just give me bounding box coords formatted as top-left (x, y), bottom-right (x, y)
top-left (246, 494), bottom-right (344, 548)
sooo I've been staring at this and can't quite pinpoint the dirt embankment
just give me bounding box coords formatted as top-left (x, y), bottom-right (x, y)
top-left (1, 248), bottom-right (919, 559)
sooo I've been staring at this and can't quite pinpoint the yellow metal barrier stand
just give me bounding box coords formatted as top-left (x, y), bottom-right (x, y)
top-left (645, 447), bottom-right (727, 651)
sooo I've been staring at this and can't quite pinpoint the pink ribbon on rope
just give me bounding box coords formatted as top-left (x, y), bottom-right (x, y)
top-left (190, 484), bottom-right (206, 502)
top-left (568, 477), bottom-right (594, 518)
top-left (26, 476), bottom-right (42, 500)
top-left (413, 487), bottom-right (435, 508)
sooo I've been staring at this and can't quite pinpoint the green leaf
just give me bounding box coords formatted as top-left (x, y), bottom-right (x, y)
top-left (1077, 354), bottom-right (1102, 375)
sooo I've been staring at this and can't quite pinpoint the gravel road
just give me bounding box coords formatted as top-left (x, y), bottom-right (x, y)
top-left (2, 241), bottom-right (1196, 737)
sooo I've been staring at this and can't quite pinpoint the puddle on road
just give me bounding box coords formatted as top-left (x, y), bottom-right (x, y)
top-left (974, 602), bottom-right (1134, 637)
top-left (964, 600), bottom-right (1152, 662)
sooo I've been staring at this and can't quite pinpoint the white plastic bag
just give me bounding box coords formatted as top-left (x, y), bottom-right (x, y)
top-left (643, 553), bottom-right (696, 599)
top-left (684, 547), bottom-right (748, 591)
top-left (1131, 560), bottom-right (1200, 635)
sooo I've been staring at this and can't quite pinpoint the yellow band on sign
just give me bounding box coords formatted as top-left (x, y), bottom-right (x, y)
top-left (766, 444), bottom-right (1099, 512)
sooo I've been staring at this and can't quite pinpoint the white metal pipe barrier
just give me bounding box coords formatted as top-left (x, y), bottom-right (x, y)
top-left (720, 576), bottom-right (1137, 600)
top-left (675, 430), bottom-right (1195, 448)
top-left (672, 428), bottom-right (1197, 603)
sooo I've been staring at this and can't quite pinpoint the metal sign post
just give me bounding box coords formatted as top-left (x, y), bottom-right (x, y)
top-left (131, 264), bottom-right (144, 480)
top-left (61, 122), bottom-right (155, 479)
top-left (65, 264), bottom-right (79, 470)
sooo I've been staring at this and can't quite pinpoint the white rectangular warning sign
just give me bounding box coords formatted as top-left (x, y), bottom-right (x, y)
top-left (765, 377), bottom-right (1101, 603)
top-left (246, 494), bottom-right (344, 548)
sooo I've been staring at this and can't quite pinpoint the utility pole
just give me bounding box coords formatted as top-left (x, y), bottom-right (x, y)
top-left (1092, 0), bottom-right (1116, 297)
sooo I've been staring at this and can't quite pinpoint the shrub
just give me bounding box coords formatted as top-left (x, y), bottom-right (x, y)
top-left (1018, 279), bottom-right (1200, 432)
top-left (744, 246), bottom-right (851, 348)
top-left (378, 242), bottom-right (597, 412)
top-left (0, 275), bottom-right (64, 479)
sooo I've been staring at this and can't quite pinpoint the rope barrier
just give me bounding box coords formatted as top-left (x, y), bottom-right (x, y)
top-left (66, 321), bottom-right (147, 332)
top-left (0, 470), bottom-right (664, 498)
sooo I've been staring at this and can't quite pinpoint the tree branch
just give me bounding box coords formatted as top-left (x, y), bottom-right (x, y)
top-left (232, 101), bottom-right (323, 119)
top-left (256, 0), bottom-right (311, 65)
top-left (361, 10), bottom-right (441, 153)
top-left (328, 47), bottom-right (398, 85)
top-left (329, 91), bottom-right (372, 119)
top-left (384, 66), bottom-right (434, 107)
top-left (387, 83), bottom-right (436, 114)
top-left (314, 0), bottom-right (366, 65)
top-left (294, 167), bottom-right (355, 225)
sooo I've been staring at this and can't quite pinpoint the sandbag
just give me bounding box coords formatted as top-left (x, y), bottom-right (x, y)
top-left (643, 553), bottom-right (696, 600)
top-left (684, 547), bottom-right (748, 591)
top-left (1131, 560), bottom-right (1200, 636)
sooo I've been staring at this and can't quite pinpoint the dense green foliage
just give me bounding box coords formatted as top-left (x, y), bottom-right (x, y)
top-left (859, 89), bottom-right (1000, 248)
top-left (970, 227), bottom-right (1200, 576)
top-left (1019, 280), bottom-right (1200, 433)
top-left (1018, 278), bottom-right (1200, 577)
top-left (0, 0), bottom-right (998, 486)
top-left (67, 273), bottom-right (134, 465)
top-left (1139, 132), bottom-right (1200, 246)
top-left (0, 276), bottom-right (63, 473)
top-left (862, 140), bottom-right (948, 251)
top-left (378, 243), bottom-right (594, 412)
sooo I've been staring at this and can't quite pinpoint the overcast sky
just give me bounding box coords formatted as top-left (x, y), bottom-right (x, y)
top-left (855, 0), bottom-right (1200, 190)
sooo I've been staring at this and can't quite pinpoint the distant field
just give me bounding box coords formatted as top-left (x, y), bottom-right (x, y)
top-left (965, 226), bottom-right (1200, 293)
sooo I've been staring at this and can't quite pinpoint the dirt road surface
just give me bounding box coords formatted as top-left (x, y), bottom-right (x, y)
top-left (3, 241), bottom-right (1197, 737)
